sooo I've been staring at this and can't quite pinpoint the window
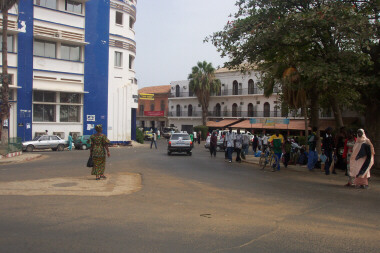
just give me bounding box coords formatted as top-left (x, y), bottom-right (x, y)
top-left (116, 11), bottom-right (123, 25)
top-left (65, 0), bottom-right (82, 14)
top-left (34, 0), bottom-right (57, 9)
top-left (139, 105), bottom-right (144, 116)
top-left (188, 105), bottom-right (193, 117)
top-left (51, 136), bottom-right (59, 140)
top-left (34, 40), bottom-right (56, 58)
top-left (150, 104), bottom-right (154, 111)
top-left (129, 55), bottom-right (135, 69)
top-left (248, 79), bottom-right (255, 94)
top-left (264, 102), bottom-right (270, 117)
top-left (33, 104), bottom-right (56, 122)
top-left (61, 44), bottom-right (80, 61)
top-left (248, 103), bottom-right (254, 117)
top-left (233, 80), bottom-right (239, 95)
top-left (129, 17), bottom-right (135, 29)
top-left (60, 92), bottom-right (81, 103)
top-left (215, 103), bottom-right (221, 117)
top-left (33, 91), bottom-right (56, 102)
top-left (0, 34), bottom-right (14, 52)
top-left (160, 100), bottom-right (165, 111)
top-left (115, 51), bottom-right (122, 67)
top-left (176, 105), bottom-right (181, 117)
top-left (232, 103), bottom-right (238, 117)
top-left (60, 105), bottom-right (80, 122)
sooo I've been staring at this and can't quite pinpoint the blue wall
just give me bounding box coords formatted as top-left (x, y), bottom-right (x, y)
top-left (17, 0), bottom-right (34, 141)
top-left (83, 0), bottom-right (110, 136)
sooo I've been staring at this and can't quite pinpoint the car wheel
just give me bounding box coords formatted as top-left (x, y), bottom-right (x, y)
top-left (26, 145), bottom-right (34, 152)
top-left (82, 144), bottom-right (87, 150)
top-left (167, 151), bottom-right (171, 156)
top-left (57, 144), bottom-right (64, 151)
top-left (52, 148), bottom-right (57, 151)
top-left (188, 151), bottom-right (192, 156)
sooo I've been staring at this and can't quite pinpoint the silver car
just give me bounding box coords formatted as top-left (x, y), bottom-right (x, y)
top-left (22, 135), bottom-right (68, 152)
top-left (167, 133), bottom-right (193, 156)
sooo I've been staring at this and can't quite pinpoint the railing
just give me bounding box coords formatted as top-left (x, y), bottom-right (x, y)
top-left (0, 137), bottom-right (22, 155)
top-left (168, 111), bottom-right (201, 117)
top-left (208, 111), bottom-right (282, 118)
top-left (169, 88), bottom-right (282, 98)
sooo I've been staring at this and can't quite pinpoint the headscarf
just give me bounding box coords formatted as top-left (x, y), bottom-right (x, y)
top-left (350, 129), bottom-right (375, 177)
top-left (95, 124), bottom-right (103, 133)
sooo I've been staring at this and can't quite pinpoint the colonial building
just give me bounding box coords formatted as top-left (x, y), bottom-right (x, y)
top-left (137, 85), bottom-right (170, 131)
top-left (2, 0), bottom-right (137, 143)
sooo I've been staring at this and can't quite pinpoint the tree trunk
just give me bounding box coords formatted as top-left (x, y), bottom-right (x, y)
top-left (201, 107), bottom-right (208, 126)
top-left (310, 89), bottom-right (321, 153)
top-left (331, 96), bottom-right (344, 130)
top-left (303, 104), bottom-right (309, 150)
top-left (1, 9), bottom-right (10, 154)
top-left (365, 105), bottom-right (380, 171)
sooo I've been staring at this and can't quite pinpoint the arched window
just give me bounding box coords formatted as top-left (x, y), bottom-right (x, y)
top-left (176, 104), bottom-right (181, 116)
top-left (248, 103), bottom-right (254, 117)
top-left (248, 79), bottom-right (255, 94)
top-left (150, 103), bottom-right (154, 111)
top-left (215, 103), bottom-right (221, 117)
top-left (188, 104), bottom-right (193, 117)
top-left (264, 102), bottom-right (270, 117)
top-left (160, 100), bottom-right (165, 112)
top-left (175, 85), bottom-right (180, 97)
top-left (233, 80), bottom-right (239, 95)
top-left (232, 103), bottom-right (238, 117)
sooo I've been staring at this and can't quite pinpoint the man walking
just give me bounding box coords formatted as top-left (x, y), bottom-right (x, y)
top-left (322, 127), bottom-right (335, 175)
top-left (252, 134), bottom-right (258, 154)
top-left (150, 131), bottom-right (157, 149)
top-left (241, 132), bottom-right (250, 159)
top-left (224, 128), bottom-right (236, 163)
top-left (307, 127), bottom-right (319, 170)
top-left (209, 131), bottom-right (217, 157)
top-left (235, 129), bottom-right (243, 163)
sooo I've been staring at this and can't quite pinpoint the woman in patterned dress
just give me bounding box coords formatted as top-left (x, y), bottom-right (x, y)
top-left (90, 124), bottom-right (110, 180)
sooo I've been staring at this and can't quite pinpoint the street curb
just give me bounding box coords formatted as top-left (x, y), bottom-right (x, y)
top-left (0, 154), bottom-right (44, 165)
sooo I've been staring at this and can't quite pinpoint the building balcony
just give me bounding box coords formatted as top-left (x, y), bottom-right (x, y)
top-left (168, 111), bottom-right (202, 118)
top-left (208, 111), bottom-right (282, 118)
top-left (169, 88), bottom-right (281, 98)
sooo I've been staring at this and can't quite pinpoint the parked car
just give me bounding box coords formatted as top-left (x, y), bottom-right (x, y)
top-left (167, 133), bottom-right (193, 156)
top-left (22, 135), bottom-right (68, 152)
top-left (162, 127), bottom-right (178, 139)
top-left (144, 131), bottom-right (153, 140)
top-left (74, 135), bottom-right (91, 150)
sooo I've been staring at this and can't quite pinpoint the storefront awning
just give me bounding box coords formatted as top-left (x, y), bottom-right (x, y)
top-left (206, 119), bottom-right (241, 128)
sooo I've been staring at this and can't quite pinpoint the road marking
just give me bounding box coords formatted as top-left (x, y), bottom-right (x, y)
top-left (0, 173), bottom-right (141, 196)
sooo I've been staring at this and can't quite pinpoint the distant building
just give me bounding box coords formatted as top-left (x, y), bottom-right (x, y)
top-left (3, 0), bottom-right (137, 143)
top-left (137, 85), bottom-right (171, 131)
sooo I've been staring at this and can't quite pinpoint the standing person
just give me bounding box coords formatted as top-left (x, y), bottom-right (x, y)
top-left (322, 127), bottom-right (335, 175)
top-left (193, 131), bottom-right (197, 144)
top-left (252, 134), bottom-right (258, 154)
top-left (283, 138), bottom-right (291, 168)
top-left (343, 130), bottom-right (356, 186)
top-left (307, 127), bottom-right (319, 170)
top-left (258, 134), bottom-right (262, 151)
top-left (157, 129), bottom-right (161, 140)
top-left (241, 132), bottom-right (250, 159)
top-left (224, 128), bottom-right (236, 163)
top-left (262, 134), bottom-right (269, 150)
top-left (235, 129), bottom-right (243, 163)
top-left (209, 131), bottom-right (217, 157)
top-left (268, 130), bottom-right (284, 171)
top-left (45, 130), bottom-right (48, 135)
top-left (350, 129), bottom-right (375, 189)
top-left (68, 133), bottom-right (73, 151)
top-left (189, 132), bottom-right (194, 142)
top-left (150, 131), bottom-right (157, 149)
top-left (198, 131), bottom-right (202, 145)
top-left (90, 124), bottom-right (110, 180)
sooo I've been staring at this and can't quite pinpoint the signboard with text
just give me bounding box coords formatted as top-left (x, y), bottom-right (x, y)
top-left (144, 111), bottom-right (164, 117)
top-left (139, 93), bottom-right (154, 100)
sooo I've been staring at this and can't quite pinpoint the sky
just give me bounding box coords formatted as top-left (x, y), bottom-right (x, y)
top-left (134, 0), bottom-right (238, 88)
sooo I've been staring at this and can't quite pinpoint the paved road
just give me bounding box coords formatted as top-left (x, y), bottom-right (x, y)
top-left (1, 140), bottom-right (379, 253)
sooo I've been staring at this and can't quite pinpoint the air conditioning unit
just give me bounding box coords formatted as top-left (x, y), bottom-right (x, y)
top-left (54, 32), bottom-right (62, 38)
top-left (240, 102), bottom-right (244, 105)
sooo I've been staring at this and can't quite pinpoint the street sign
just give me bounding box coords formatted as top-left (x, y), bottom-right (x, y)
top-left (139, 93), bottom-right (154, 100)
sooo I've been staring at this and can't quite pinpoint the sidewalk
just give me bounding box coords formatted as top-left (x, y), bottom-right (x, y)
top-left (0, 153), bottom-right (43, 165)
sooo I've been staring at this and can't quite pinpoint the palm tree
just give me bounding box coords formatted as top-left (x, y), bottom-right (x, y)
top-left (188, 61), bottom-right (221, 125)
top-left (0, 0), bottom-right (19, 150)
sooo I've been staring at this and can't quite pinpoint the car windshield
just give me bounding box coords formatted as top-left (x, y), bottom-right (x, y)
top-left (171, 134), bottom-right (190, 140)
top-left (32, 136), bottom-right (41, 141)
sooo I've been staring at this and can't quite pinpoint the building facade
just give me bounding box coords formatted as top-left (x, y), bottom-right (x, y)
top-left (2, 0), bottom-right (137, 143)
top-left (168, 68), bottom-right (342, 132)
top-left (137, 85), bottom-right (170, 131)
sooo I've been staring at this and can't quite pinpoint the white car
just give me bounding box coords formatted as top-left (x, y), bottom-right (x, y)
top-left (22, 135), bottom-right (68, 152)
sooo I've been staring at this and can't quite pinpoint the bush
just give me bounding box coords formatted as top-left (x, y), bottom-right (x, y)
top-left (194, 125), bottom-right (209, 141)
top-left (136, 129), bottom-right (144, 144)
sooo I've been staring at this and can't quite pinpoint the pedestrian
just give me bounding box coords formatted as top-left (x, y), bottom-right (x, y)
top-left (252, 134), bottom-right (258, 154)
top-left (241, 132), bottom-right (250, 159)
top-left (257, 134), bottom-right (262, 151)
top-left (68, 133), bottom-right (73, 151)
top-left (307, 127), bottom-right (319, 170)
top-left (157, 129), bottom-right (161, 140)
top-left (268, 130), bottom-right (284, 171)
top-left (283, 138), bottom-right (291, 168)
top-left (45, 130), bottom-right (48, 135)
top-left (90, 124), bottom-right (110, 180)
top-left (189, 132), bottom-right (194, 142)
top-left (198, 131), bottom-right (201, 145)
top-left (343, 130), bottom-right (356, 186)
top-left (322, 127), bottom-right (335, 175)
top-left (224, 128), bottom-right (236, 163)
top-left (335, 127), bottom-right (347, 172)
top-left (209, 131), bottom-right (217, 157)
top-left (193, 131), bottom-right (197, 144)
top-left (349, 129), bottom-right (375, 189)
top-left (262, 134), bottom-right (269, 150)
top-left (150, 131), bottom-right (157, 149)
top-left (235, 129), bottom-right (243, 163)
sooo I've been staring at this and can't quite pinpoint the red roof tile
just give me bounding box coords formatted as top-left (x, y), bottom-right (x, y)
top-left (138, 85), bottom-right (171, 94)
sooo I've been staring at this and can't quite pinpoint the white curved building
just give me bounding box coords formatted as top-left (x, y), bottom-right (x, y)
top-left (2, 0), bottom-right (138, 143)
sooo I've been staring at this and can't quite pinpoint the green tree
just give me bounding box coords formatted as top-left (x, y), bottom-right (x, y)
top-left (207, 0), bottom-right (379, 167)
top-left (188, 61), bottom-right (221, 125)
top-left (0, 0), bottom-right (19, 151)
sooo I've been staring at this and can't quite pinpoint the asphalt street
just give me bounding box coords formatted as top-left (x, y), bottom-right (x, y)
top-left (0, 140), bottom-right (379, 253)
